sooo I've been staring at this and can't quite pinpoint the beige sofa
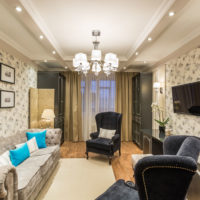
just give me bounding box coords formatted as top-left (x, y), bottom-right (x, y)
top-left (0, 129), bottom-right (61, 200)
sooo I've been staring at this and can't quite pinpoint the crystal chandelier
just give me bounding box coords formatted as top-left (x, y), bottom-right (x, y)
top-left (73, 30), bottom-right (119, 76)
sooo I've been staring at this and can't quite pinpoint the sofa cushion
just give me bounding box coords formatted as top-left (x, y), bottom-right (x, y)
top-left (17, 164), bottom-right (41, 190)
top-left (10, 143), bottom-right (30, 167)
top-left (16, 137), bottom-right (39, 154)
top-left (0, 151), bottom-right (13, 166)
top-left (86, 138), bottom-right (112, 150)
top-left (16, 146), bottom-right (58, 189)
top-left (17, 146), bottom-right (59, 200)
top-left (26, 130), bottom-right (47, 149)
top-left (30, 145), bottom-right (59, 157)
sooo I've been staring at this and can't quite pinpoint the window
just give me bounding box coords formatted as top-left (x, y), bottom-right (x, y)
top-left (81, 73), bottom-right (115, 140)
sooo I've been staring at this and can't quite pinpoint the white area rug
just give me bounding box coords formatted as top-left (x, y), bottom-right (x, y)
top-left (37, 158), bottom-right (115, 200)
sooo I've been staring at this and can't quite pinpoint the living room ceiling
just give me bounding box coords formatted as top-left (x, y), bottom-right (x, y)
top-left (0, 0), bottom-right (199, 71)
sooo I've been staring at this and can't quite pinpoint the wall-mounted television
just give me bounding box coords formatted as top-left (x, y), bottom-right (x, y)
top-left (172, 81), bottom-right (200, 116)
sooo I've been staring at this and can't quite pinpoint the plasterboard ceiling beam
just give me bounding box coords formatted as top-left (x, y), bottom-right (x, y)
top-left (124, 0), bottom-right (191, 70)
top-left (143, 34), bottom-right (200, 73)
top-left (3, 0), bottom-right (71, 70)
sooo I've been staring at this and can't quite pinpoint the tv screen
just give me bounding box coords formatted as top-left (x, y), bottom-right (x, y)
top-left (172, 81), bottom-right (200, 116)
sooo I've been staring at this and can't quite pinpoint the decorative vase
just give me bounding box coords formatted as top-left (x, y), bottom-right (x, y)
top-left (159, 126), bottom-right (165, 137)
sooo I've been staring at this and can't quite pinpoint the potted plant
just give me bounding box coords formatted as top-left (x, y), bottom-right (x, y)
top-left (151, 102), bottom-right (169, 135)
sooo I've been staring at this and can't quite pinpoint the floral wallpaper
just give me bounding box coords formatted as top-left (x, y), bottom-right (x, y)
top-left (0, 49), bottom-right (38, 137)
top-left (165, 47), bottom-right (200, 137)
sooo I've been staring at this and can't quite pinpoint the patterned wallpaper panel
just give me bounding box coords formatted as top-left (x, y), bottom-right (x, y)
top-left (165, 47), bottom-right (200, 136)
top-left (0, 49), bottom-right (37, 137)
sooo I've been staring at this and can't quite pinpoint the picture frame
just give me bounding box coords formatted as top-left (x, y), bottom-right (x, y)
top-left (0, 90), bottom-right (15, 108)
top-left (0, 63), bottom-right (15, 84)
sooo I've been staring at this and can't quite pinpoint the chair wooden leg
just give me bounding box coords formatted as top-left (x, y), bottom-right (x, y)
top-left (86, 152), bottom-right (89, 159)
top-left (119, 148), bottom-right (121, 156)
top-left (108, 156), bottom-right (112, 165)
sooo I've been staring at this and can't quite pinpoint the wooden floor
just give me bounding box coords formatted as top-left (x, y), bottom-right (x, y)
top-left (60, 142), bottom-right (142, 182)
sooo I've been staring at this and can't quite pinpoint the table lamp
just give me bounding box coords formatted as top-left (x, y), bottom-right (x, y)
top-left (41, 109), bottom-right (55, 128)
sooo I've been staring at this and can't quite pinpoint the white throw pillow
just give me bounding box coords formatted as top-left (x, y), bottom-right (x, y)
top-left (99, 128), bottom-right (116, 139)
top-left (0, 151), bottom-right (12, 166)
top-left (16, 137), bottom-right (38, 154)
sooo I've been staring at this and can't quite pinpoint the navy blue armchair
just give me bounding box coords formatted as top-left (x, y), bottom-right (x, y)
top-left (96, 135), bottom-right (200, 200)
top-left (86, 112), bottom-right (122, 165)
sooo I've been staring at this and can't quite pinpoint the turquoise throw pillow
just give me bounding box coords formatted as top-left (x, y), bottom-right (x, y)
top-left (10, 143), bottom-right (30, 167)
top-left (26, 130), bottom-right (47, 149)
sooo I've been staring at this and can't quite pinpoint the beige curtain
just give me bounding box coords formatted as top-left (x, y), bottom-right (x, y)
top-left (81, 73), bottom-right (116, 140)
top-left (115, 72), bottom-right (134, 141)
top-left (64, 72), bottom-right (82, 141)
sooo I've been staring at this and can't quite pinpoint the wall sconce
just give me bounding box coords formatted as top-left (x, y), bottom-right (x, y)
top-left (153, 82), bottom-right (163, 94)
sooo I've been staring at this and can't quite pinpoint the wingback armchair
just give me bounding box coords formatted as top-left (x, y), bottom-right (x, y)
top-left (86, 112), bottom-right (122, 164)
top-left (96, 135), bottom-right (200, 200)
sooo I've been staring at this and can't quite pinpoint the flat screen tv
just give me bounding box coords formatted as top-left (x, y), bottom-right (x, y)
top-left (172, 81), bottom-right (200, 116)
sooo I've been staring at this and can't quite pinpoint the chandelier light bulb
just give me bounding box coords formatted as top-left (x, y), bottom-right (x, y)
top-left (16, 6), bottom-right (22, 12)
top-left (148, 37), bottom-right (152, 41)
top-left (169, 11), bottom-right (175, 17)
top-left (39, 35), bottom-right (44, 40)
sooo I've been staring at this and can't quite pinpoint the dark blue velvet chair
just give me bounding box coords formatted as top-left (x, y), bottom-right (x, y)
top-left (86, 112), bottom-right (122, 165)
top-left (96, 135), bottom-right (200, 200)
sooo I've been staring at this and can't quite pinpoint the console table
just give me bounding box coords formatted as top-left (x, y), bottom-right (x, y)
top-left (141, 129), bottom-right (166, 155)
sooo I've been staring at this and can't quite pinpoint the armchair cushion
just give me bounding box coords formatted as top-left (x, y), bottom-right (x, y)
top-left (99, 128), bottom-right (116, 139)
top-left (86, 138), bottom-right (113, 151)
top-left (177, 137), bottom-right (200, 162)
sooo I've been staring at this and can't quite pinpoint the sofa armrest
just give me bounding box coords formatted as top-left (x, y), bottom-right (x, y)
top-left (0, 165), bottom-right (18, 200)
top-left (46, 129), bottom-right (62, 146)
top-left (90, 132), bottom-right (99, 139)
top-left (135, 155), bottom-right (197, 200)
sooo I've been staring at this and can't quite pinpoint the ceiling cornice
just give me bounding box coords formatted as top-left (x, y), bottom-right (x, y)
top-left (0, 31), bottom-right (33, 59)
top-left (19, 0), bottom-right (65, 59)
top-left (127, 0), bottom-right (175, 59)
top-left (143, 32), bottom-right (200, 72)
top-left (0, 37), bottom-right (40, 69)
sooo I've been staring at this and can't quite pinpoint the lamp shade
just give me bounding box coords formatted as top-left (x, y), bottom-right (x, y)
top-left (41, 109), bottom-right (55, 120)
top-left (104, 53), bottom-right (119, 68)
top-left (73, 53), bottom-right (88, 67)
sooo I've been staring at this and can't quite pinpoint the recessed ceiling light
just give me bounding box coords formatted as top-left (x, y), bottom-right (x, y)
top-left (169, 11), bottom-right (175, 17)
top-left (65, 66), bottom-right (68, 69)
top-left (123, 67), bottom-right (126, 70)
top-left (16, 6), bottom-right (22, 12)
top-left (135, 52), bottom-right (139, 56)
top-left (148, 37), bottom-right (152, 41)
top-left (44, 59), bottom-right (47, 63)
top-left (39, 35), bottom-right (44, 40)
top-left (52, 50), bottom-right (56, 55)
